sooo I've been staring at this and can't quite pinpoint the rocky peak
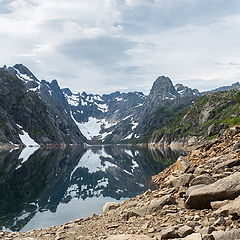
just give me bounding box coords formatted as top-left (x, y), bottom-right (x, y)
top-left (13, 63), bottom-right (39, 82)
top-left (147, 76), bottom-right (179, 104)
top-left (175, 83), bottom-right (200, 97)
top-left (151, 76), bottom-right (178, 95)
top-left (62, 88), bottom-right (73, 96)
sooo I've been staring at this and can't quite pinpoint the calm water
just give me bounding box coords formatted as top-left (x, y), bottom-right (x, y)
top-left (0, 145), bottom-right (185, 232)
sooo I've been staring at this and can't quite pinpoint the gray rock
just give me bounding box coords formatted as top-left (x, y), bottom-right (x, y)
top-left (182, 233), bottom-right (202, 240)
top-left (199, 227), bottom-right (215, 235)
top-left (106, 235), bottom-right (152, 240)
top-left (160, 227), bottom-right (178, 239)
top-left (214, 196), bottom-right (240, 217)
top-left (202, 234), bottom-right (214, 240)
top-left (136, 194), bottom-right (176, 216)
top-left (212, 229), bottom-right (240, 240)
top-left (210, 200), bottom-right (231, 210)
top-left (177, 225), bottom-right (194, 238)
top-left (103, 202), bottom-right (120, 213)
top-left (213, 158), bottom-right (240, 171)
top-left (170, 174), bottom-right (194, 189)
top-left (186, 172), bottom-right (240, 209)
top-left (186, 184), bottom-right (207, 197)
top-left (189, 174), bottom-right (215, 186)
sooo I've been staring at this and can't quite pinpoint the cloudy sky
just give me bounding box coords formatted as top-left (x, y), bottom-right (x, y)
top-left (1, 0), bottom-right (240, 94)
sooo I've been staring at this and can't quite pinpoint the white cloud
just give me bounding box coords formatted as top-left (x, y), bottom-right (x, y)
top-left (0, 0), bottom-right (240, 94)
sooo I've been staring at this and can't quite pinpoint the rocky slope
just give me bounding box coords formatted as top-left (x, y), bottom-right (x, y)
top-left (149, 89), bottom-right (240, 147)
top-left (2, 125), bottom-right (240, 240)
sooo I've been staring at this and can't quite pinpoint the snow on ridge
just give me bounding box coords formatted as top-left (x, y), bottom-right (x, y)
top-left (17, 124), bottom-right (39, 147)
top-left (14, 68), bottom-right (35, 83)
top-left (70, 112), bottom-right (116, 140)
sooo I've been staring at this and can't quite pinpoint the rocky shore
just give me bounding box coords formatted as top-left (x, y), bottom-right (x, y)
top-left (1, 126), bottom-right (240, 240)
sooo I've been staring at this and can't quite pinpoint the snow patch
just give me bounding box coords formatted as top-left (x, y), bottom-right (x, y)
top-left (17, 124), bottom-right (39, 147)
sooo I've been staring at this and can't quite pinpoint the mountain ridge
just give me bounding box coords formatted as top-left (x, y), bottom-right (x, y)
top-left (0, 63), bottom-right (240, 146)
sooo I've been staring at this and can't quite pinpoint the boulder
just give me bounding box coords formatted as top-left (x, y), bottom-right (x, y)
top-left (207, 123), bottom-right (226, 136)
top-left (186, 184), bottom-right (207, 197)
top-left (136, 194), bottom-right (176, 215)
top-left (170, 174), bottom-right (194, 189)
top-left (182, 233), bottom-right (202, 240)
top-left (210, 200), bottom-right (231, 210)
top-left (177, 225), bottom-right (194, 238)
top-left (202, 235), bottom-right (214, 240)
top-left (214, 196), bottom-right (240, 217)
top-left (106, 235), bottom-right (152, 240)
top-left (186, 172), bottom-right (240, 209)
top-left (174, 156), bottom-right (190, 173)
top-left (233, 141), bottom-right (240, 150)
top-left (103, 202), bottom-right (120, 213)
top-left (160, 227), bottom-right (178, 239)
top-left (213, 158), bottom-right (240, 171)
top-left (212, 229), bottom-right (240, 240)
top-left (189, 174), bottom-right (215, 186)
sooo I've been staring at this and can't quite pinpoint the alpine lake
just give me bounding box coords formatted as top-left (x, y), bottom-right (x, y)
top-left (0, 145), bottom-right (185, 232)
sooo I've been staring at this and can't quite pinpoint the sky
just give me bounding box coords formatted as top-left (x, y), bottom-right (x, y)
top-left (1, 0), bottom-right (240, 94)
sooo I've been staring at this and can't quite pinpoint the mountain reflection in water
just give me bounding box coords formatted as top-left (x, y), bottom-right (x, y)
top-left (0, 145), bottom-right (185, 232)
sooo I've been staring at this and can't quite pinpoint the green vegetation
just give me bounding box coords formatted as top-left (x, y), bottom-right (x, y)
top-left (151, 90), bottom-right (240, 142)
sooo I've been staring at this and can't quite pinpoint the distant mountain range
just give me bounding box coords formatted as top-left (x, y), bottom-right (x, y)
top-left (0, 64), bottom-right (239, 146)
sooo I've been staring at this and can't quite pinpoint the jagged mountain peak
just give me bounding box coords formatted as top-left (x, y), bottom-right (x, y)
top-left (149, 76), bottom-right (179, 101)
top-left (13, 63), bottom-right (39, 82)
top-left (152, 76), bottom-right (174, 89)
top-left (175, 83), bottom-right (200, 97)
top-left (62, 88), bottom-right (73, 96)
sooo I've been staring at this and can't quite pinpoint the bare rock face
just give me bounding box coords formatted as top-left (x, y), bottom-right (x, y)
top-left (186, 172), bottom-right (240, 209)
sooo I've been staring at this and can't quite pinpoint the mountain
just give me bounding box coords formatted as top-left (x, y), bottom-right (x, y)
top-left (1, 63), bottom-right (239, 146)
top-left (202, 82), bottom-right (240, 94)
top-left (60, 75), bottom-right (200, 144)
top-left (149, 89), bottom-right (240, 147)
top-left (0, 65), bottom-right (86, 146)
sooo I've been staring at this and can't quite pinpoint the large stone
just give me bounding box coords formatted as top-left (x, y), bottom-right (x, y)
top-left (207, 123), bottom-right (226, 136)
top-left (170, 174), bottom-right (194, 189)
top-left (212, 229), bottom-right (240, 240)
top-left (189, 174), bottom-right (215, 186)
top-left (106, 235), bottom-right (152, 240)
top-left (186, 184), bottom-right (207, 197)
top-left (186, 172), bottom-right (240, 209)
top-left (182, 233), bottom-right (202, 240)
top-left (214, 196), bottom-right (240, 217)
top-left (103, 202), bottom-right (120, 213)
top-left (135, 194), bottom-right (176, 216)
top-left (177, 225), bottom-right (194, 238)
top-left (174, 156), bottom-right (190, 173)
top-left (213, 158), bottom-right (240, 171)
top-left (210, 200), bottom-right (231, 210)
top-left (160, 227), bottom-right (178, 239)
